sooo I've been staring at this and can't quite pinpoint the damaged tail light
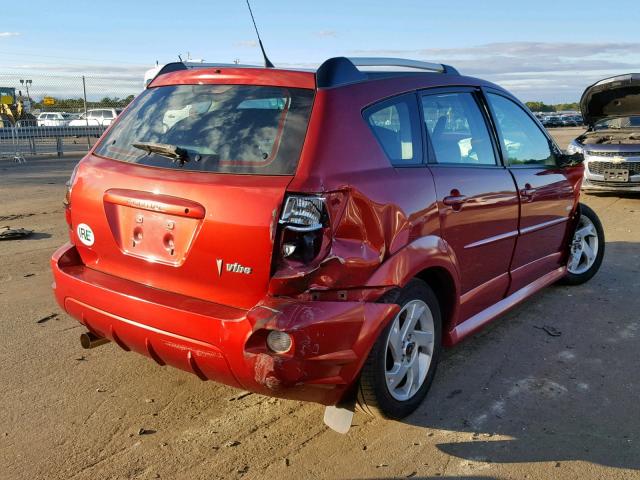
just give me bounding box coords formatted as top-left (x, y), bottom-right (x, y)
top-left (275, 192), bottom-right (346, 267)
top-left (279, 196), bottom-right (326, 232)
top-left (278, 195), bottom-right (328, 264)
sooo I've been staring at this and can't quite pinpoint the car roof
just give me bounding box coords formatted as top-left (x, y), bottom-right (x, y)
top-left (149, 57), bottom-right (507, 100)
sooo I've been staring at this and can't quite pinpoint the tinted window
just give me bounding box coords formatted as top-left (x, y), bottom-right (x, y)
top-left (487, 93), bottom-right (555, 166)
top-left (421, 92), bottom-right (496, 165)
top-left (102, 110), bottom-right (114, 119)
top-left (365, 94), bottom-right (422, 165)
top-left (94, 84), bottom-right (315, 175)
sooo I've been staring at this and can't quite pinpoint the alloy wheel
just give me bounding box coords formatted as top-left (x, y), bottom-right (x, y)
top-left (568, 214), bottom-right (599, 275)
top-left (384, 299), bottom-right (435, 401)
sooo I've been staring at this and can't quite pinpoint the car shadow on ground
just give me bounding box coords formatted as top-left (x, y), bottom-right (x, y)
top-left (583, 191), bottom-right (640, 199)
top-left (399, 240), bottom-right (640, 471)
top-left (361, 477), bottom-right (499, 480)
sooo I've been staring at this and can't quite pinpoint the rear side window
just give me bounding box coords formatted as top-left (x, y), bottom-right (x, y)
top-left (94, 84), bottom-right (315, 175)
top-left (364, 94), bottom-right (422, 166)
top-left (421, 92), bottom-right (497, 165)
top-left (487, 93), bottom-right (555, 166)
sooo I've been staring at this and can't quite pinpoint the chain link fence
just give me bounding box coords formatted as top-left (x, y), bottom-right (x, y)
top-left (0, 73), bottom-right (140, 161)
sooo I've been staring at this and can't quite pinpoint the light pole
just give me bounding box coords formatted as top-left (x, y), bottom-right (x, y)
top-left (19, 79), bottom-right (32, 100)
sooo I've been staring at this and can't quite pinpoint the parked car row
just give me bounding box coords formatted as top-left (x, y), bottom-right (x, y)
top-left (36, 108), bottom-right (122, 127)
top-left (533, 112), bottom-right (584, 128)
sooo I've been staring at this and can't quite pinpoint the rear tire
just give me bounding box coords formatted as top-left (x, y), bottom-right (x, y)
top-left (561, 203), bottom-right (604, 285)
top-left (357, 279), bottom-right (442, 419)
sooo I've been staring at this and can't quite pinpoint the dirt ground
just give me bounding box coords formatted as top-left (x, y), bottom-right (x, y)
top-left (1, 127), bottom-right (639, 480)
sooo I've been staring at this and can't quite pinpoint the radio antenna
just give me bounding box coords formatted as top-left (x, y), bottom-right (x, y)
top-left (246, 0), bottom-right (274, 68)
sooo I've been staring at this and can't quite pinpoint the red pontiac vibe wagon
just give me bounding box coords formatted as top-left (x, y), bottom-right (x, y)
top-left (51, 57), bottom-right (604, 432)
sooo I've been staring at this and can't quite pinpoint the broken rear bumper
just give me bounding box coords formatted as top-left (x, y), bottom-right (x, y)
top-left (51, 243), bottom-right (399, 405)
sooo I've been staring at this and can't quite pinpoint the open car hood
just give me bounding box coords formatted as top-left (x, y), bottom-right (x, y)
top-left (580, 73), bottom-right (640, 126)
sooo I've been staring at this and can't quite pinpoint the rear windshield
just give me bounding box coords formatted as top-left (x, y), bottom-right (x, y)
top-left (94, 84), bottom-right (314, 175)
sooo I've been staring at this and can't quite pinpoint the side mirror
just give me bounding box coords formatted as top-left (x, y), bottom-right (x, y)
top-left (556, 152), bottom-right (584, 168)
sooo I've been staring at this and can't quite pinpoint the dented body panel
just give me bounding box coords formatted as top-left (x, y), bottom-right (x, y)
top-left (52, 243), bottom-right (398, 405)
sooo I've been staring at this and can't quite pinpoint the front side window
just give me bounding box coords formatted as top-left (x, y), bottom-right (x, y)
top-left (487, 93), bottom-right (555, 166)
top-left (421, 92), bottom-right (497, 165)
top-left (94, 84), bottom-right (315, 175)
top-left (364, 94), bottom-right (422, 166)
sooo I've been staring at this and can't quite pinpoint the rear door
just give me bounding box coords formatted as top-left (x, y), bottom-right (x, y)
top-left (421, 88), bottom-right (519, 322)
top-left (485, 91), bottom-right (577, 293)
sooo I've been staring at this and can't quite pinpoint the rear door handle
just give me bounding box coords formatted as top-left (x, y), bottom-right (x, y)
top-left (443, 194), bottom-right (468, 210)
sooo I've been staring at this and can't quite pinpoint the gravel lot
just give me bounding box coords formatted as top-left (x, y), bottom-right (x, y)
top-left (1, 127), bottom-right (639, 480)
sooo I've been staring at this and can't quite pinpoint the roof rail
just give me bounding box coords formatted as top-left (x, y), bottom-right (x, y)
top-left (316, 56), bottom-right (459, 89)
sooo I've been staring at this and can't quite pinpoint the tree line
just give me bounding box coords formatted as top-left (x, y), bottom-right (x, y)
top-left (525, 101), bottom-right (580, 112)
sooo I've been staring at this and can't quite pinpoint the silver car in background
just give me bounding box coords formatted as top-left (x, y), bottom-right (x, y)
top-left (568, 73), bottom-right (640, 193)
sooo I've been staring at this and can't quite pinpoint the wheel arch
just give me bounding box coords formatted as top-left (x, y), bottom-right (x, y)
top-left (415, 266), bottom-right (458, 343)
top-left (366, 235), bottom-right (462, 341)
top-left (561, 201), bottom-right (583, 265)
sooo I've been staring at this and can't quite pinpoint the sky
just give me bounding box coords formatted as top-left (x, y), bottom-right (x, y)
top-left (1, 0), bottom-right (640, 103)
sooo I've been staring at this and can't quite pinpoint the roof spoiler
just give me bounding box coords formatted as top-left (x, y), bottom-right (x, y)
top-left (316, 56), bottom-right (460, 89)
top-left (148, 61), bottom-right (263, 87)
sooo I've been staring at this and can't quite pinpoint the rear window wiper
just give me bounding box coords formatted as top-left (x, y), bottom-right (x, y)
top-left (132, 142), bottom-right (191, 166)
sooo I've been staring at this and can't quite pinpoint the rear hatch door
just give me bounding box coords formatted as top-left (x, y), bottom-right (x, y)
top-left (69, 78), bottom-right (315, 310)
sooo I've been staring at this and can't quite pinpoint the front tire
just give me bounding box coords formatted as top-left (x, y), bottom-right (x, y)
top-left (357, 279), bottom-right (442, 419)
top-left (562, 203), bottom-right (604, 285)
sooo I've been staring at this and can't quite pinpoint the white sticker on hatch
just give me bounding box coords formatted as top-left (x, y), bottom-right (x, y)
top-left (77, 223), bottom-right (95, 246)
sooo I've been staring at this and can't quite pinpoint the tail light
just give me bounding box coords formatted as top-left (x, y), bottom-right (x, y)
top-left (278, 195), bottom-right (327, 264)
top-left (280, 196), bottom-right (326, 232)
top-left (63, 164), bottom-right (79, 229)
top-left (276, 193), bottom-right (344, 266)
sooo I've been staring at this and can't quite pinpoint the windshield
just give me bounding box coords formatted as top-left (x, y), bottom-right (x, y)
top-left (94, 84), bottom-right (314, 175)
top-left (594, 115), bottom-right (640, 130)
